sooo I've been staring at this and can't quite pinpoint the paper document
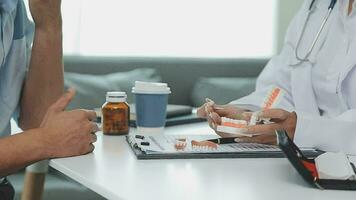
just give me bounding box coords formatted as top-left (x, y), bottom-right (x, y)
top-left (128, 135), bottom-right (285, 154)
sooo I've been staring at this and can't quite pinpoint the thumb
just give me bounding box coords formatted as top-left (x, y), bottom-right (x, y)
top-left (51, 88), bottom-right (76, 112)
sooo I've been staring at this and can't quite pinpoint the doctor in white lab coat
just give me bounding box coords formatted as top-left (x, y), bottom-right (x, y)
top-left (197, 0), bottom-right (356, 154)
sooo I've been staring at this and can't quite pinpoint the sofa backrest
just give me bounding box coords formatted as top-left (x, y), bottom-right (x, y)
top-left (64, 56), bottom-right (268, 105)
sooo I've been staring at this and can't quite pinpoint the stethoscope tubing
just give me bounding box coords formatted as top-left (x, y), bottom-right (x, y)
top-left (294, 0), bottom-right (337, 63)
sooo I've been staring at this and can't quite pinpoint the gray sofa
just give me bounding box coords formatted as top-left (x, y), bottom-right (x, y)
top-left (9, 56), bottom-right (268, 200)
top-left (63, 56), bottom-right (267, 108)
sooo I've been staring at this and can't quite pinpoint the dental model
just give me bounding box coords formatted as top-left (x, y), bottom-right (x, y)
top-left (174, 138), bottom-right (218, 150)
top-left (263, 87), bottom-right (284, 110)
top-left (191, 140), bottom-right (218, 149)
top-left (249, 87), bottom-right (285, 125)
top-left (215, 87), bottom-right (285, 135)
top-left (216, 117), bottom-right (252, 137)
top-left (174, 138), bottom-right (188, 150)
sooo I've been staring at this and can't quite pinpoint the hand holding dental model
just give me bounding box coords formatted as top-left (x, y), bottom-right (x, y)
top-left (239, 109), bottom-right (297, 144)
top-left (197, 87), bottom-right (297, 144)
top-left (197, 98), bottom-right (249, 138)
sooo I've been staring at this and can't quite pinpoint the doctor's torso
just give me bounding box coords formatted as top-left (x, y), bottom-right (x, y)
top-left (289, 0), bottom-right (356, 117)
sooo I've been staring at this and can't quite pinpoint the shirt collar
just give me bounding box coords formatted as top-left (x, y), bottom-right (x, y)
top-left (0, 0), bottom-right (19, 13)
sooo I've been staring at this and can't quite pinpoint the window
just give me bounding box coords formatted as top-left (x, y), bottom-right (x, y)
top-left (64, 0), bottom-right (277, 57)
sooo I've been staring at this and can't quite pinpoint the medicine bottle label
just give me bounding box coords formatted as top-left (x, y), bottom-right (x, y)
top-left (102, 107), bottom-right (129, 135)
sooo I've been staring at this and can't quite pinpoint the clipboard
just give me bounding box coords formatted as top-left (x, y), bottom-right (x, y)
top-left (126, 134), bottom-right (321, 160)
top-left (276, 129), bottom-right (356, 190)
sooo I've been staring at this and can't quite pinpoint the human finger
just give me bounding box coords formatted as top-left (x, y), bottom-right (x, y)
top-left (234, 134), bottom-right (277, 145)
top-left (196, 102), bottom-right (220, 118)
top-left (90, 133), bottom-right (97, 143)
top-left (87, 144), bottom-right (95, 153)
top-left (197, 104), bottom-right (208, 118)
top-left (205, 103), bottom-right (215, 114)
top-left (82, 110), bottom-right (97, 121)
top-left (50, 88), bottom-right (76, 112)
top-left (243, 123), bottom-right (281, 135)
top-left (90, 122), bottom-right (100, 133)
top-left (209, 112), bottom-right (222, 126)
top-left (205, 98), bottom-right (228, 113)
top-left (207, 115), bottom-right (217, 130)
top-left (259, 109), bottom-right (289, 121)
top-left (72, 110), bottom-right (97, 121)
top-left (241, 112), bottom-right (254, 121)
top-left (214, 105), bottom-right (236, 116)
top-left (215, 132), bottom-right (247, 138)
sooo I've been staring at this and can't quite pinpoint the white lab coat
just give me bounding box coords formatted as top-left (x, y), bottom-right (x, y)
top-left (232, 0), bottom-right (356, 154)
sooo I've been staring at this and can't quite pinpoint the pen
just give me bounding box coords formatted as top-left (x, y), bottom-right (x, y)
top-left (207, 137), bottom-right (237, 144)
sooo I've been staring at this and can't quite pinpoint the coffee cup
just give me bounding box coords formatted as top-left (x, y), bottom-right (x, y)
top-left (132, 81), bottom-right (171, 134)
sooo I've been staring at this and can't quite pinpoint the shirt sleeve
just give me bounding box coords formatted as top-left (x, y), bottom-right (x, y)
top-left (294, 110), bottom-right (356, 155)
top-left (0, 1), bottom-right (34, 135)
top-left (12, 1), bottom-right (34, 123)
top-left (22, 1), bottom-right (34, 71)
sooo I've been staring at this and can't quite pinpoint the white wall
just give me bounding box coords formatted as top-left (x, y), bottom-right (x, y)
top-left (275, 0), bottom-right (304, 53)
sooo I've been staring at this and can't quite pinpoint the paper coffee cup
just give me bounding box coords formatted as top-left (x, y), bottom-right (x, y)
top-left (132, 81), bottom-right (171, 132)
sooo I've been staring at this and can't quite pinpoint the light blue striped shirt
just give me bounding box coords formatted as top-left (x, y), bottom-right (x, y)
top-left (0, 0), bottom-right (34, 137)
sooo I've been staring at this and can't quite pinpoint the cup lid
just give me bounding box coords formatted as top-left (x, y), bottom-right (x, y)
top-left (132, 81), bottom-right (171, 94)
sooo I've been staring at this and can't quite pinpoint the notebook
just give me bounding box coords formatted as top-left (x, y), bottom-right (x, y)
top-left (126, 135), bottom-right (321, 160)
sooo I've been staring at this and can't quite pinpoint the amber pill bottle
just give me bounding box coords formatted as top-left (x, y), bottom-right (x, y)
top-left (102, 92), bottom-right (130, 135)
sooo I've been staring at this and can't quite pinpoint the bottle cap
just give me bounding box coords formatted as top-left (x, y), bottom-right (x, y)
top-left (106, 91), bottom-right (127, 102)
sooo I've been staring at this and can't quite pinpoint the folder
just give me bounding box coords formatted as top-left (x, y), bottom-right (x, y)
top-left (276, 130), bottom-right (356, 190)
top-left (126, 134), bottom-right (321, 160)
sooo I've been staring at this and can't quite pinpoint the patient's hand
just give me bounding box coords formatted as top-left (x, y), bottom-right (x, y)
top-left (38, 89), bottom-right (99, 158)
top-left (197, 100), bottom-right (248, 137)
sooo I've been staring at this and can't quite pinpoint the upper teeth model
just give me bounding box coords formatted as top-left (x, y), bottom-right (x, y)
top-left (216, 117), bottom-right (252, 137)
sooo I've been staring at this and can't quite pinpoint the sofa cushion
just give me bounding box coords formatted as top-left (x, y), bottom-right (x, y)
top-left (64, 68), bottom-right (161, 110)
top-left (191, 77), bottom-right (256, 107)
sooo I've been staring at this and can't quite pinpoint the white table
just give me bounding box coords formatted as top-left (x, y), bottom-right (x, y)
top-left (49, 123), bottom-right (356, 200)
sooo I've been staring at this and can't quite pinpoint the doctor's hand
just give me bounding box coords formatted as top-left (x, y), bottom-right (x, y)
top-left (236, 109), bottom-right (297, 144)
top-left (197, 100), bottom-right (248, 137)
top-left (28, 0), bottom-right (62, 29)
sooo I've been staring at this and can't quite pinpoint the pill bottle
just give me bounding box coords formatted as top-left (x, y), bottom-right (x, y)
top-left (102, 92), bottom-right (130, 135)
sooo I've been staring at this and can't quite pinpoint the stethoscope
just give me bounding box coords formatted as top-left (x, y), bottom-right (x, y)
top-left (295, 0), bottom-right (337, 62)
